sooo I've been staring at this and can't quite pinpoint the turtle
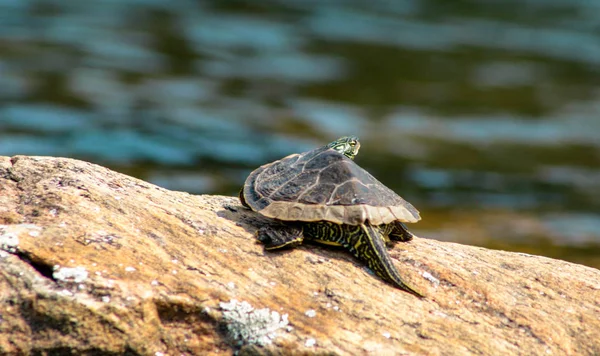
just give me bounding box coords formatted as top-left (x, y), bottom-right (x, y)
top-left (239, 136), bottom-right (423, 297)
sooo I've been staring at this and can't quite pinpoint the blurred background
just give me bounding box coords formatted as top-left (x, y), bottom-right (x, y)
top-left (1, 0), bottom-right (599, 268)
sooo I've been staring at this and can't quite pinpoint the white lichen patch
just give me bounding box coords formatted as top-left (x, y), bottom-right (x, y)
top-left (219, 299), bottom-right (289, 346)
top-left (57, 289), bottom-right (74, 297)
top-left (53, 266), bottom-right (89, 283)
top-left (0, 231), bottom-right (19, 253)
top-left (1, 224), bottom-right (42, 253)
top-left (422, 271), bottom-right (440, 287)
top-left (304, 309), bottom-right (317, 318)
top-left (516, 252), bottom-right (536, 257)
top-left (305, 338), bottom-right (316, 347)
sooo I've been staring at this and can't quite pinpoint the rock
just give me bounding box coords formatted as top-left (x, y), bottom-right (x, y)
top-left (0, 155), bottom-right (599, 355)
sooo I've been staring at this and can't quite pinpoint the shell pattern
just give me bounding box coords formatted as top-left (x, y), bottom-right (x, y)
top-left (242, 145), bottom-right (420, 225)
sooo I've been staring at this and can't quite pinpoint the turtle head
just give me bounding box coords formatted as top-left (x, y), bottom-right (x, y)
top-left (327, 136), bottom-right (360, 160)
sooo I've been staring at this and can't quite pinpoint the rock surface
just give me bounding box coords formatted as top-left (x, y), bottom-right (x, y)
top-left (1, 155), bottom-right (599, 355)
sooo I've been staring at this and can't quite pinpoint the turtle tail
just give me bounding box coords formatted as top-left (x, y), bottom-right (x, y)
top-left (349, 223), bottom-right (424, 298)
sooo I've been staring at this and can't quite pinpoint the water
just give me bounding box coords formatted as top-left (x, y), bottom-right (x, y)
top-left (1, 0), bottom-right (599, 268)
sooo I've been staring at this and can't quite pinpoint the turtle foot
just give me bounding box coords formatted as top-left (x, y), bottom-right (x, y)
top-left (257, 225), bottom-right (303, 250)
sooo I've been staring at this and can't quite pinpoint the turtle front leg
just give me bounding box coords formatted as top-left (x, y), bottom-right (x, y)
top-left (388, 221), bottom-right (414, 242)
top-left (257, 224), bottom-right (304, 250)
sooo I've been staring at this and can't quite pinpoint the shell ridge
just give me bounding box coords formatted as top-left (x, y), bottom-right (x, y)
top-left (266, 162), bottom-right (309, 199)
top-left (265, 149), bottom-right (335, 199)
top-left (257, 154), bottom-right (302, 186)
top-left (302, 146), bottom-right (340, 167)
top-left (296, 173), bottom-right (322, 202)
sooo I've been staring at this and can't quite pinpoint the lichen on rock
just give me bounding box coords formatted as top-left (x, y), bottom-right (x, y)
top-left (52, 266), bottom-right (89, 283)
top-left (219, 299), bottom-right (289, 346)
top-left (0, 228), bottom-right (19, 253)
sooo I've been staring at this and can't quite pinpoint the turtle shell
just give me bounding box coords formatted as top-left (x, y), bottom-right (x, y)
top-left (241, 145), bottom-right (421, 226)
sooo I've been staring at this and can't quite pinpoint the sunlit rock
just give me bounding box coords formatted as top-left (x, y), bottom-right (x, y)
top-left (0, 155), bottom-right (599, 355)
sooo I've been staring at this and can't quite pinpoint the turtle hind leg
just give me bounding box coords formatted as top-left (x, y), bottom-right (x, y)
top-left (257, 224), bottom-right (304, 250)
top-left (389, 221), bottom-right (415, 242)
